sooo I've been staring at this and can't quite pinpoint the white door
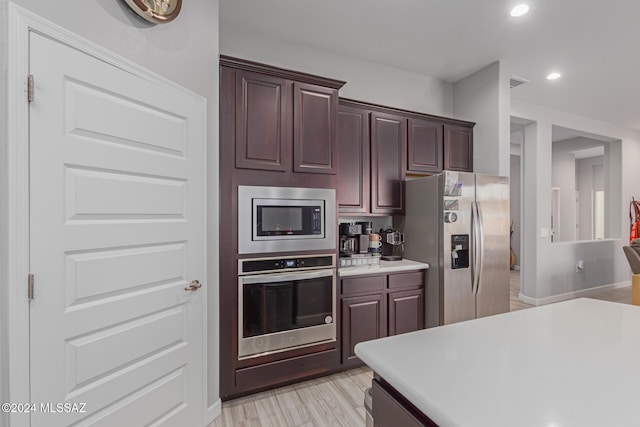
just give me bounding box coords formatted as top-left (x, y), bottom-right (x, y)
top-left (29, 31), bottom-right (205, 426)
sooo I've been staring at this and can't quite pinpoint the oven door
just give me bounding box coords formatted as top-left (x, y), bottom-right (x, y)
top-left (238, 268), bottom-right (336, 359)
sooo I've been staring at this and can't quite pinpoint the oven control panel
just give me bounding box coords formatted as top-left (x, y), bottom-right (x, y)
top-left (240, 254), bottom-right (335, 274)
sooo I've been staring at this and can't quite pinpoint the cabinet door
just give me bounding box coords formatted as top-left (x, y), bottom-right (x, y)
top-left (372, 379), bottom-right (437, 427)
top-left (341, 294), bottom-right (385, 366)
top-left (293, 82), bottom-right (338, 174)
top-left (407, 118), bottom-right (443, 174)
top-left (337, 104), bottom-right (370, 213)
top-left (371, 112), bottom-right (407, 214)
top-left (388, 288), bottom-right (424, 336)
top-left (444, 124), bottom-right (473, 172)
top-left (235, 70), bottom-right (290, 171)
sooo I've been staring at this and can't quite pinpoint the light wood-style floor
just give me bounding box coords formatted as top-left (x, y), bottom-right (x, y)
top-left (209, 367), bottom-right (373, 427)
top-left (210, 270), bottom-right (633, 427)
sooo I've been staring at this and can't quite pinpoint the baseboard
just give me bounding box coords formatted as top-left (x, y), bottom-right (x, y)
top-left (518, 293), bottom-right (538, 306)
top-left (519, 281), bottom-right (632, 306)
top-left (206, 399), bottom-right (222, 426)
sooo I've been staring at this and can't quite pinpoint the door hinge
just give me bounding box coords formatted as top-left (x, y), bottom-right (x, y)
top-left (27, 74), bottom-right (34, 103)
top-left (28, 273), bottom-right (34, 300)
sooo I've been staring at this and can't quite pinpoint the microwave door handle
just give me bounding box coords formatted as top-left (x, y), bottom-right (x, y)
top-left (241, 269), bottom-right (335, 285)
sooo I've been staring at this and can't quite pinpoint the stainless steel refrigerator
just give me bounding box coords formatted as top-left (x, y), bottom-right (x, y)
top-left (402, 171), bottom-right (510, 327)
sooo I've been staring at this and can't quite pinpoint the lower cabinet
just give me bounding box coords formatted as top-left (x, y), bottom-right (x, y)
top-left (341, 294), bottom-right (386, 366)
top-left (340, 270), bottom-right (426, 367)
top-left (372, 378), bottom-right (438, 427)
top-left (388, 288), bottom-right (424, 336)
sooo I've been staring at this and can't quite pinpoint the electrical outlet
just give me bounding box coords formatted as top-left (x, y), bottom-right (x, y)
top-left (576, 259), bottom-right (584, 272)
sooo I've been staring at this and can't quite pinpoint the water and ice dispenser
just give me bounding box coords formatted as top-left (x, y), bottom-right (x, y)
top-left (451, 234), bottom-right (469, 269)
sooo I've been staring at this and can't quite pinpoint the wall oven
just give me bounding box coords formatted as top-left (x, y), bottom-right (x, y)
top-left (238, 254), bottom-right (336, 359)
top-left (238, 185), bottom-right (336, 254)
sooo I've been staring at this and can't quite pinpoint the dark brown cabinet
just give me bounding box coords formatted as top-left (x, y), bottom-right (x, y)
top-left (235, 70), bottom-right (290, 172)
top-left (407, 118), bottom-right (443, 174)
top-left (372, 379), bottom-right (438, 427)
top-left (340, 270), bottom-right (426, 367)
top-left (293, 82), bottom-right (338, 174)
top-left (444, 124), bottom-right (473, 172)
top-left (337, 99), bottom-right (474, 215)
top-left (371, 111), bottom-right (407, 214)
top-left (224, 56), bottom-right (342, 175)
top-left (337, 103), bottom-right (407, 215)
top-left (388, 288), bottom-right (424, 336)
top-left (341, 293), bottom-right (385, 366)
top-left (337, 103), bottom-right (370, 213)
top-left (219, 56), bottom-right (346, 400)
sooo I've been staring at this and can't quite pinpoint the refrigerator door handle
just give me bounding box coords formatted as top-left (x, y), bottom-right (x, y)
top-left (471, 201), bottom-right (480, 294)
top-left (476, 201), bottom-right (486, 294)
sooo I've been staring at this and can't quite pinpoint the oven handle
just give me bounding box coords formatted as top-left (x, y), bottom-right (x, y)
top-left (240, 268), bottom-right (335, 285)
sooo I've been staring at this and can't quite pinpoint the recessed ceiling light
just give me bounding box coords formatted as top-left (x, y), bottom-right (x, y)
top-left (547, 72), bottom-right (562, 80)
top-left (510, 4), bottom-right (530, 17)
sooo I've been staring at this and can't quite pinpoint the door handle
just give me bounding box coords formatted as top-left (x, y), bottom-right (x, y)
top-left (184, 280), bottom-right (202, 291)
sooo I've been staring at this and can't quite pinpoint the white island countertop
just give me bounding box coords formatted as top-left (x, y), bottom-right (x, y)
top-left (338, 258), bottom-right (428, 277)
top-left (355, 298), bottom-right (640, 427)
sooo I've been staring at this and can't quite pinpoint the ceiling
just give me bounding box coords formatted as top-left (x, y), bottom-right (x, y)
top-left (220, 0), bottom-right (640, 131)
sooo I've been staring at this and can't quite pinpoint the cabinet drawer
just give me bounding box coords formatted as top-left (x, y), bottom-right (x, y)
top-left (341, 275), bottom-right (385, 295)
top-left (388, 271), bottom-right (425, 289)
top-left (235, 349), bottom-right (337, 391)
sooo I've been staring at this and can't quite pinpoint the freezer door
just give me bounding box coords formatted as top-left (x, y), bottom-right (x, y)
top-left (475, 174), bottom-right (510, 318)
top-left (442, 171), bottom-right (476, 324)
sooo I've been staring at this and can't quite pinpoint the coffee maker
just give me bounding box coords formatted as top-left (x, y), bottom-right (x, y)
top-left (339, 222), bottom-right (373, 256)
top-left (379, 227), bottom-right (405, 261)
top-left (339, 223), bottom-right (361, 256)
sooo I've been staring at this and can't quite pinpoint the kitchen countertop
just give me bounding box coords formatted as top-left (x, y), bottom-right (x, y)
top-left (355, 298), bottom-right (640, 427)
top-left (338, 258), bottom-right (429, 277)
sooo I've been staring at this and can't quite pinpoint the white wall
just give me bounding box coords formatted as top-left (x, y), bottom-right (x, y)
top-left (453, 60), bottom-right (511, 176)
top-left (220, 26), bottom-right (454, 117)
top-left (513, 100), bottom-right (635, 303)
top-left (0, 4), bottom-right (8, 426)
top-left (551, 143), bottom-right (578, 242)
top-left (0, 0), bottom-right (221, 423)
top-left (576, 156), bottom-right (605, 240)
top-left (510, 154), bottom-right (521, 267)
top-left (552, 137), bottom-right (610, 242)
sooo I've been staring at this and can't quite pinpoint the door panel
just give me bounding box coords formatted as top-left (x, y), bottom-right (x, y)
top-left (293, 82), bottom-right (338, 174)
top-left (442, 171), bottom-right (476, 324)
top-left (475, 174), bottom-right (510, 318)
top-left (337, 104), bottom-right (369, 213)
top-left (29, 32), bottom-right (205, 427)
top-left (341, 294), bottom-right (385, 366)
top-left (407, 118), bottom-right (443, 174)
top-left (236, 70), bottom-right (290, 171)
top-left (444, 124), bottom-right (473, 172)
top-left (370, 112), bottom-right (406, 214)
top-left (388, 288), bottom-right (425, 335)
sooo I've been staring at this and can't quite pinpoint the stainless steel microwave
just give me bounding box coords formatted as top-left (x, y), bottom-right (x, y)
top-left (238, 186), bottom-right (337, 254)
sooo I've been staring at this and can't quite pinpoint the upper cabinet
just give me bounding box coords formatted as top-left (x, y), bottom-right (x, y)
top-left (293, 82), bottom-right (338, 174)
top-left (443, 124), bottom-right (474, 172)
top-left (337, 99), bottom-right (474, 215)
top-left (222, 56), bottom-right (344, 175)
top-left (235, 70), bottom-right (290, 172)
top-left (337, 103), bottom-right (370, 213)
top-left (370, 111), bottom-right (406, 214)
top-left (407, 117), bottom-right (443, 174)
